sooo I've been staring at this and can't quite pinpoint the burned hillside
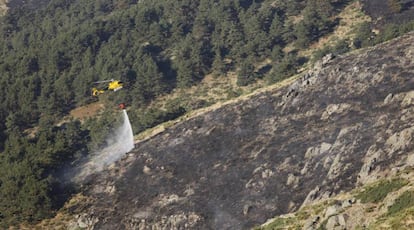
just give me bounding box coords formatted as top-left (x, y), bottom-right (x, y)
top-left (68, 32), bottom-right (414, 229)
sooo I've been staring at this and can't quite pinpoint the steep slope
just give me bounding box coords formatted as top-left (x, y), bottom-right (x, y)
top-left (259, 168), bottom-right (414, 229)
top-left (60, 32), bottom-right (414, 229)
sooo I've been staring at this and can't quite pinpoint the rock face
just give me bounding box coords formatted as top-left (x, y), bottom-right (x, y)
top-left (73, 32), bottom-right (414, 229)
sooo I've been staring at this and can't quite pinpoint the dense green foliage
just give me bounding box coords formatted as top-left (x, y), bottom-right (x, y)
top-left (0, 0), bottom-right (343, 130)
top-left (0, 0), bottom-right (413, 226)
top-left (0, 120), bottom-right (89, 226)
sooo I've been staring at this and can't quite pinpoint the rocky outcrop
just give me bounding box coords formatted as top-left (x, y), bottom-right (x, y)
top-left (69, 32), bottom-right (414, 229)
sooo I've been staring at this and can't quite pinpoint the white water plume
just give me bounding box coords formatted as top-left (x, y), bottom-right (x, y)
top-left (74, 109), bottom-right (134, 182)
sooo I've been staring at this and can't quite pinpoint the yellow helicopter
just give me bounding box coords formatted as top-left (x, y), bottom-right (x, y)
top-left (92, 79), bottom-right (124, 96)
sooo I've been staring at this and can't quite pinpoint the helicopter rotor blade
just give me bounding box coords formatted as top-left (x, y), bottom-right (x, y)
top-left (94, 79), bottom-right (114, 84)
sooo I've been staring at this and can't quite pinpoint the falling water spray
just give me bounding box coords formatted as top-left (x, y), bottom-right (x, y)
top-left (74, 109), bottom-right (134, 182)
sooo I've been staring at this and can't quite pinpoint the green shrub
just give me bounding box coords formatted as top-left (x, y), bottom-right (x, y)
top-left (131, 105), bottom-right (187, 134)
top-left (356, 178), bottom-right (408, 203)
top-left (226, 89), bottom-right (242, 100)
top-left (267, 53), bottom-right (299, 84)
top-left (353, 22), bottom-right (375, 48)
top-left (387, 190), bottom-right (414, 216)
top-left (387, 0), bottom-right (402, 13)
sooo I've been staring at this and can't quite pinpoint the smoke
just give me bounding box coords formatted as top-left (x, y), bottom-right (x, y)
top-left (207, 200), bottom-right (243, 230)
top-left (72, 109), bottom-right (134, 182)
top-left (213, 208), bottom-right (242, 230)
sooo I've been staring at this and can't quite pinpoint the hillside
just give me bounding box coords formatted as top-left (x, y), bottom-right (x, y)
top-left (1, 0), bottom-right (414, 228)
top-left (0, 1), bottom-right (371, 226)
top-left (36, 31), bottom-right (414, 229)
top-left (259, 168), bottom-right (414, 229)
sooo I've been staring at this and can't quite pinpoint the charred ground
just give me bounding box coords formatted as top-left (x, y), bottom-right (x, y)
top-left (65, 32), bottom-right (414, 229)
top-left (361, 0), bottom-right (414, 26)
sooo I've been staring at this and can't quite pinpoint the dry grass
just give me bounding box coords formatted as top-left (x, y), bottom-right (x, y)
top-left (69, 101), bottom-right (105, 121)
top-left (0, 0), bottom-right (8, 16)
top-left (299, 1), bottom-right (371, 58)
top-left (22, 194), bottom-right (94, 229)
top-left (134, 72), bottom-right (300, 144)
top-left (258, 168), bottom-right (414, 230)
